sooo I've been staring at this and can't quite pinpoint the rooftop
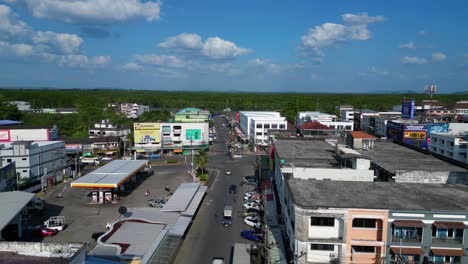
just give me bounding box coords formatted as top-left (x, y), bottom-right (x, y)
top-left (350, 131), bottom-right (376, 139)
top-left (0, 141), bottom-right (64, 150)
top-left (288, 179), bottom-right (468, 211)
top-left (300, 122), bottom-right (333, 130)
top-left (359, 141), bottom-right (466, 173)
top-left (71, 160), bottom-right (147, 188)
top-left (0, 191), bottom-right (35, 230)
top-left (176, 108), bottom-right (210, 115)
top-left (0, 120), bottom-right (23, 126)
top-left (63, 137), bottom-right (121, 144)
top-left (273, 139), bottom-right (340, 168)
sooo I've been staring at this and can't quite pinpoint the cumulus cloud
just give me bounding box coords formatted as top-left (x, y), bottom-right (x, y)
top-left (432, 52), bottom-right (446, 62)
top-left (158, 33), bottom-right (203, 50)
top-left (300, 12), bottom-right (384, 59)
top-left (0, 40), bottom-right (33, 56)
top-left (33, 31), bottom-right (83, 54)
top-left (158, 33), bottom-right (250, 60)
top-left (135, 54), bottom-right (186, 68)
top-left (401, 56), bottom-right (427, 64)
top-left (201, 37), bottom-right (250, 59)
top-left (121, 62), bottom-right (143, 71)
top-left (57, 54), bottom-right (110, 68)
top-left (0, 4), bottom-right (32, 40)
top-left (248, 58), bottom-right (281, 74)
top-left (6, 0), bottom-right (161, 24)
top-left (399, 41), bottom-right (416, 49)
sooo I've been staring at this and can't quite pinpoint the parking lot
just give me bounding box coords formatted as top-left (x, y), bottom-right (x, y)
top-left (25, 163), bottom-right (193, 251)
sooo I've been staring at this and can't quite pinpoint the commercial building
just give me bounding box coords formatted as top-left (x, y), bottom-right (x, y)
top-left (339, 105), bottom-right (354, 121)
top-left (296, 112), bottom-right (337, 127)
top-left (64, 137), bottom-right (122, 156)
top-left (286, 179), bottom-right (468, 264)
top-left (133, 122), bottom-right (209, 154)
top-left (0, 141), bottom-right (67, 188)
top-left (0, 125), bottom-right (59, 142)
top-left (116, 103), bottom-right (150, 119)
top-left (239, 111), bottom-right (287, 147)
top-left (174, 108), bottom-right (211, 122)
top-left (387, 121), bottom-right (450, 149)
top-left (89, 119), bottom-right (130, 139)
top-left (357, 140), bottom-right (467, 183)
top-left (430, 132), bottom-right (468, 164)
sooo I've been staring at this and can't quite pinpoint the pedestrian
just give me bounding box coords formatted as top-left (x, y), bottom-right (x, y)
top-left (145, 189), bottom-right (150, 196)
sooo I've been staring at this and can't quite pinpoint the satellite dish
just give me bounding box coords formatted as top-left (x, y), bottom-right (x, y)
top-left (118, 206), bottom-right (127, 216)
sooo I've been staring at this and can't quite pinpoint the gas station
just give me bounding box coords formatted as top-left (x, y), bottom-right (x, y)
top-left (70, 160), bottom-right (148, 204)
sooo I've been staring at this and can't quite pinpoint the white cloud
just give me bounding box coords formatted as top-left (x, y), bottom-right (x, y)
top-left (418, 30), bottom-right (427, 36)
top-left (135, 54), bottom-right (186, 68)
top-left (57, 54), bottom-right (111, 68)
top-left (399, 41), bottom-right (416, 49)
top-left (432, 52), bottom-right (446, 62)
top-left (0, 4), bottom-right (32, 39)
top-left (341, 12), bottom-right (385, 24)
top-left (300, 12), bottom-right (384, 59)
top-left (158, 33), bottom-right (203, 50)
top-left (121, 62), bottom-right (143, 71)
top-left (7, 0), bottom-right (161, 24)
top-left (401, 56), bottom-right (427, 64)
top-left (248, 58), bottom-right (281, 74)
top-left (157, 33), bottom-right (249, 60)
top-left (201, 37), bottom-right (250, 59)
top-left (0, 40), bottom-right (33, 56)
top-left (33, 31), bottom-right (83, 54)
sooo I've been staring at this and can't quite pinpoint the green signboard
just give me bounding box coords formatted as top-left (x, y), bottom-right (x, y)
top-left (186, 129), bottom-right (201, 140)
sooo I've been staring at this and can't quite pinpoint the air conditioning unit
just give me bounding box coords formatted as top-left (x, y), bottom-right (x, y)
top-left (329, 254), bottom-right (339, 264)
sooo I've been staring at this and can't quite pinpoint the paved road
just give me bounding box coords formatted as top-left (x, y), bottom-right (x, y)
top-left (174, 116), bottom-right (258, 264)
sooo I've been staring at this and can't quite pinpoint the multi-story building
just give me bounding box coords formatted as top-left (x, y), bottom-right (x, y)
top-left (339, 105), bottom-right (354, 121)
top-left (118, 103), bottom-right (150, 119)
top-left (285, 179), bottom-right (468, 264)
top-left (296, 112), bottom-right (337, 127)
top-left (64, 137), bottom-right (122, 156)
top-left (174, 108), bottom-right (210, 123)
top-left (8, 101), bottom-right (31, 111)
top-left (88, 120), bottom-right (130, 139)
top-left (430, 132), bottom-right (468, 164)
top-left (0, 126), bottom-right (59, 141)
top-left (0, 162), bottom-right (16, 191)
top-left (239, 111), bottom-right (287, 147)
top-left (133, 122), bottom-right (209, 154)
top-left (0, 141), bottom-right (66, 187)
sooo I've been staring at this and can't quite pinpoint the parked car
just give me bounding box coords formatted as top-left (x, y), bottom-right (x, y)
top-left (242, 210), bottom-right (261, 218)
top-left (101, 156), bottom-right (113, 161)
top-left (31, 225), bottom-right (58, 237)
top-left (243, 202), bottom-right (262, 211)
top-left (147, 198), bottom-right (166, 208)
top-left (228, 184), bottom-right (237, 194)
top-left (148, 153), bottom-right (161, 159)
top-left (240, 230), bottom-right (263, 242)
top-left (244, 199), bottom-right (262, 205)
top-left (244, 216), bottom-right (262, 228)
top-left (225, 169), bottom-right (232, 175)
top-left (241, 179), bottom-right (257, 186)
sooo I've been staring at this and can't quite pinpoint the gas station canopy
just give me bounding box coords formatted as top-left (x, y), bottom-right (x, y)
top-left (71, 160), bottom-right (147, 189)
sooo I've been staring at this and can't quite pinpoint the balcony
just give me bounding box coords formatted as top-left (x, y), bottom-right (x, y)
top-left (392, 235), bottom-right (422, 243)
top-left (431, 236), bottom-right (463, 245)
top-left (391, 221), bottom-right (423, 244)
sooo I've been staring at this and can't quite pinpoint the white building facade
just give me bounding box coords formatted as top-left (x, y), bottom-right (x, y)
top-left (119, 103), bottom-right (150, 119)
top-left (239, 111), bottom-right (287, 146)
top-left (89, 120), bottom-right (130, 139)
top-left (0, 141), bottom-right (66, 186)
top-left (430, 132), bottom-right (468, 164)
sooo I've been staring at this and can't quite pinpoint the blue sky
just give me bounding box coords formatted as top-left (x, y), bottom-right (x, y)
top-left (0, 0), bottom-right (467, 93)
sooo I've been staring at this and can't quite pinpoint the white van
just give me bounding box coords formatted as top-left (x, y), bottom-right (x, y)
top-left (212, 258), bottom-right (224, 264)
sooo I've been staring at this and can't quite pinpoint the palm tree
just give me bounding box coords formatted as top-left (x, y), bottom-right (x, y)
top-left (194, 150), bottom-right (208, 175)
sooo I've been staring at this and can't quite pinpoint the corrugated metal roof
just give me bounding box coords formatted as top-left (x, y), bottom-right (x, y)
top-left (182, 185), bottom-right (207, 217)
top-left (168, 216), bottom-right (192, 237)
top-left (160, 183), bottom-right (200, 212)
top-left (71, 160), bottom-right (147, 188)
top-left (0, 191), bottom-right (35, 230)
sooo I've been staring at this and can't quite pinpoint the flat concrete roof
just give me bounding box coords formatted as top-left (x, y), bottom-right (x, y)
top-left (0, 191), bottom-right (35, 230)
top-left (273, 139), bottom-right (341, 168)
top-left (359, 141), bottom-right (466, 174)
top-left (288, 179), bottom-right (468, 211)
top-left (161, 183), bottom-right (200, 212)
top-left (71, 160), bottom-right (147, 188)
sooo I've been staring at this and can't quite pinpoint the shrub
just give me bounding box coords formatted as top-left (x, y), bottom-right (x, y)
top-left (199, 174), bottom-right (208, 181)
top-left (167, 159), bottom-right (178, 164)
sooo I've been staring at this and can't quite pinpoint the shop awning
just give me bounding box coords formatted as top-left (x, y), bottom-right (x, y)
top-left (391, 247), bottom-right (424, 255)
top-left (433, 221), bottom-right (467, 229)
top-left (392, 220), bottom-right (425, 228)
top-left (431, 248), bottom-right (465, 256)
top-left (173, 149), bottom-right (183, 153)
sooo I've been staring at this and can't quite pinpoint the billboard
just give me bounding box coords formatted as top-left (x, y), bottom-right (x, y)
top-left (401, 100), bottom-right (415, 119)
top-left (0, 129), bottom-right (50, 142)
top-left (428, 123), bottom-right (449, 134)
top-left (403, 124), bottom-right (428, 149)
top-left (134, 123), bottom-right (161, 143)
top-left (186, 129), bottom-right (201, 140)
top-left (0, 130), bottom-right (9, 141)
top-left (65, 144), bottom-right (82, 153)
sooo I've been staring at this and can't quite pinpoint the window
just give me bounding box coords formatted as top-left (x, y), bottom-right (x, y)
top-left (434, 138), bottom-right (438, 142)
top-left (22, 170), bottom-right (27, 172)
top-left (272, 124), bottom-right (278, 129)
top-left (449, 142), bottom-right (454, 146)
top-left (345, 126), bottom-right (351, 130)
top-left (352, 246), bottom-right (375, 253)
top-left (256, 132), bottom-right (262, 136)
top-left (90, 131), bottom-right (95, 135)
top-left (264, 124), bottom-right (270, 129)
top-left (279, 124), bottom-right (285, 129)
top-left (352, 218), bottom-right (376, 228)
top-left (22, 158), bottom-right (27, 160)
top-left (7, 159), bottom-right (12, 163)
top-left (311, 217), bottom-right (335, 226)
top-left (256, 124), bottom-right (262, 128)
top-left (310, 244), bottom-right (334, 251)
